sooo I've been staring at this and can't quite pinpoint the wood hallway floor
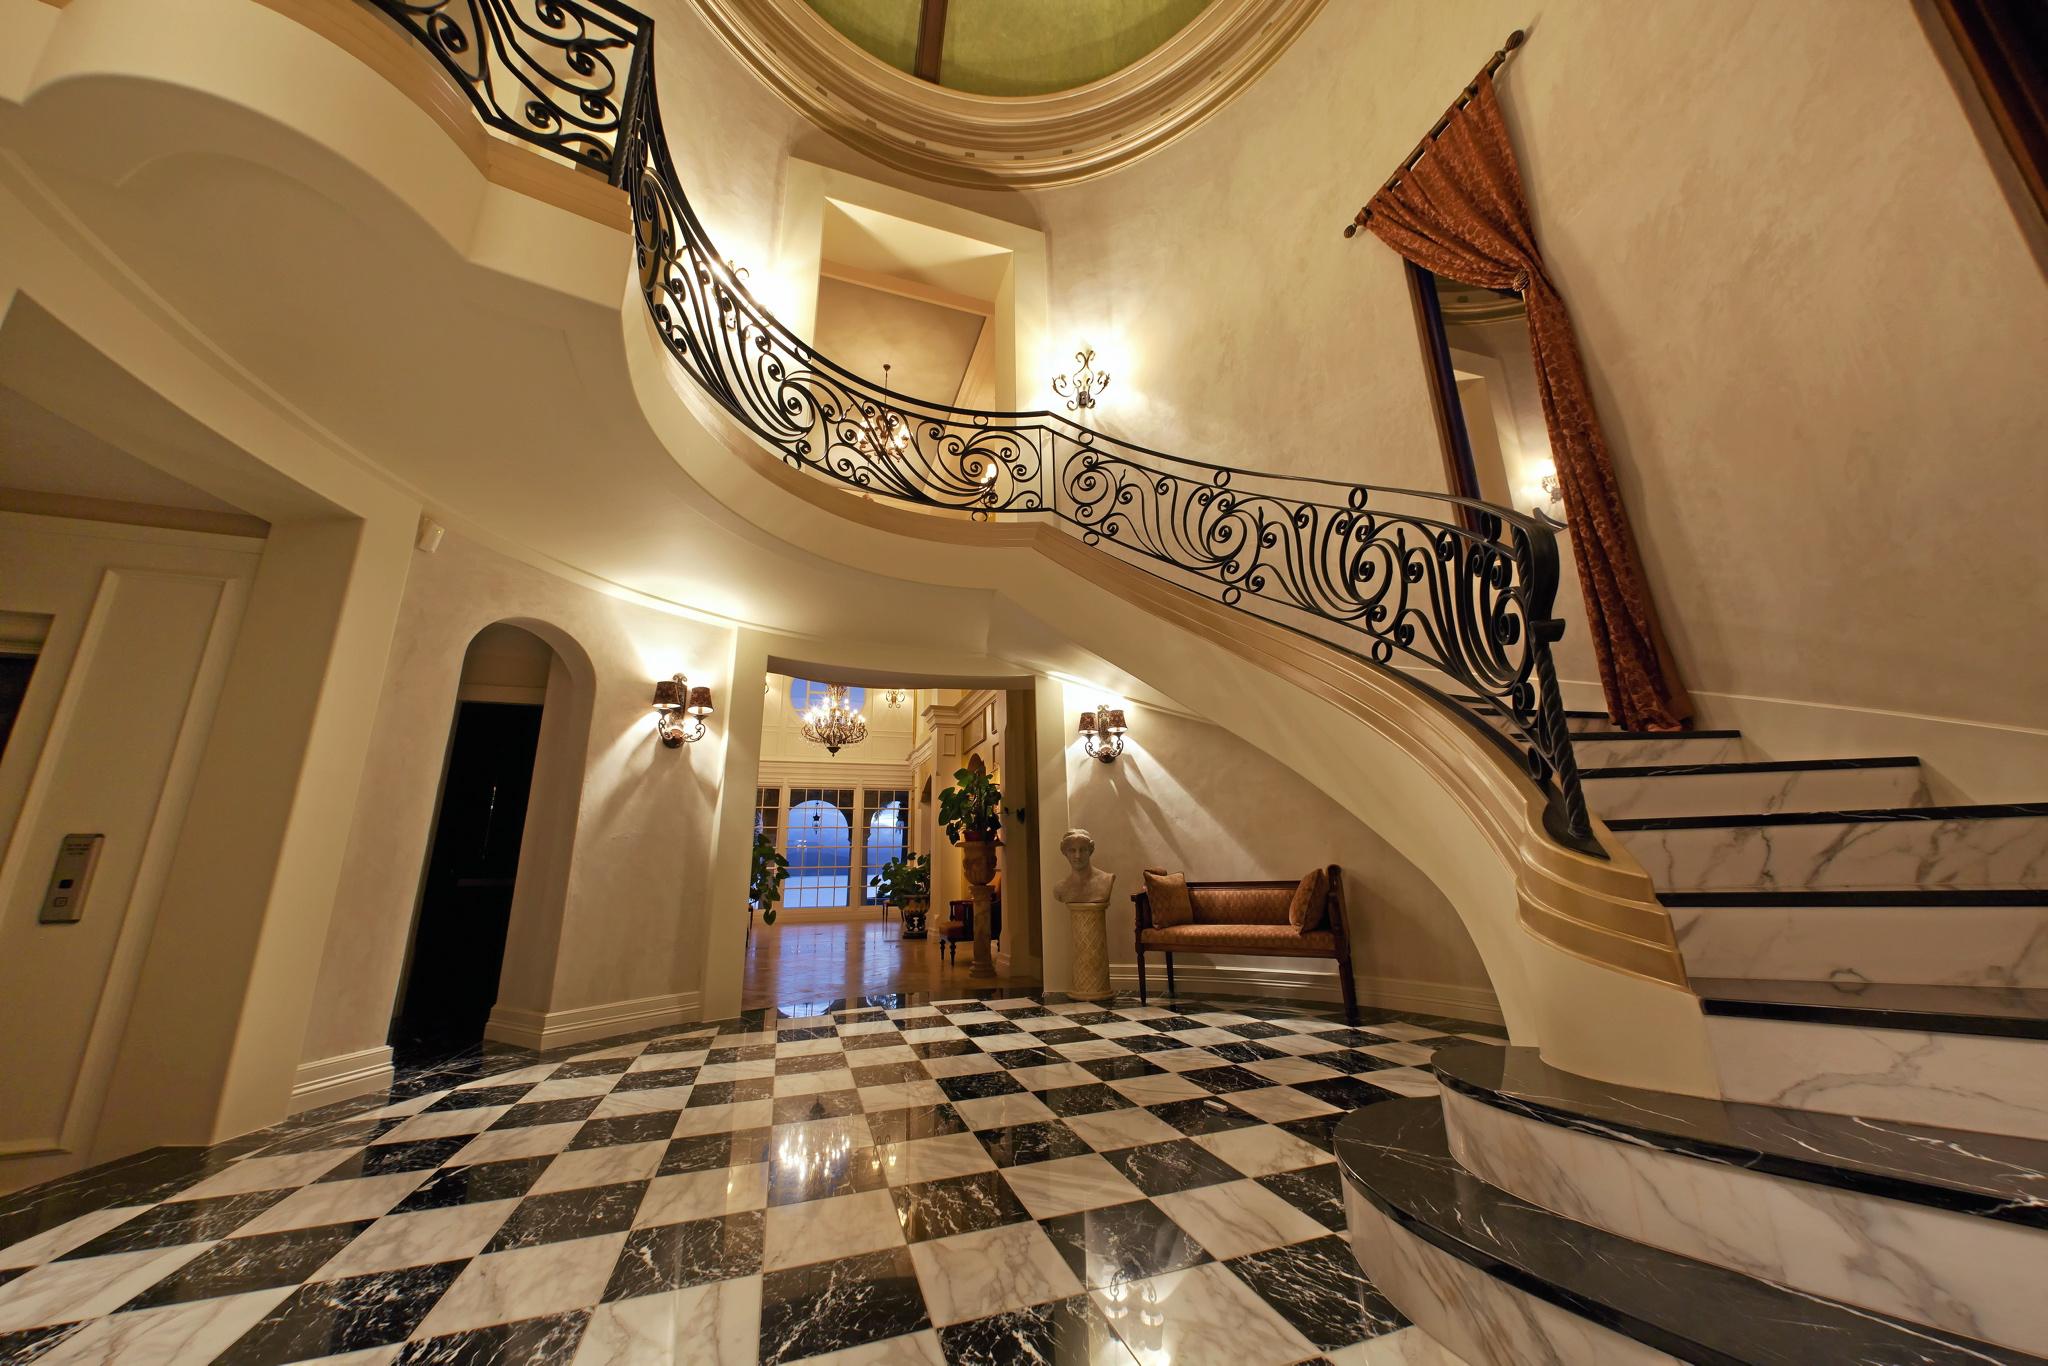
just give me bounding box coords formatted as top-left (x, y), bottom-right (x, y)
top-left (742, 913), bottom-right (1039, 1010)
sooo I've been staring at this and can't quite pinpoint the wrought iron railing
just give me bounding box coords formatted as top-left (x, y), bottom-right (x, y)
top-left (360, 0), bottom-right (1600, 856)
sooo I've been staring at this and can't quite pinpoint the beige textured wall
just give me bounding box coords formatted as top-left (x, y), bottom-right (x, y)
top-left (300, 530), bottom-right (737, 1067)
top-left (1059, 688), bottom-right (1495, 1019)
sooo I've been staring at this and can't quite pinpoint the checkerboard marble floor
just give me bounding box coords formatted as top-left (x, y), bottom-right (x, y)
top-left (0, 994), bottom-right (1504, 1365)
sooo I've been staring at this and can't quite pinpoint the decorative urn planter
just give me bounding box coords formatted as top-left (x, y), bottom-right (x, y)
top-left (960, 834), bottom-right (997, 978)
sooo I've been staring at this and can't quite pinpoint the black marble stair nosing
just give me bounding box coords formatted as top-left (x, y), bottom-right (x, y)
top-left (1334, 1100), bottom-right (2048, 1366)
top-left (1658, 887), bottom-right (2048, 908)
top-left (1574, 728), bottom-right (1744, 741)
top-left (1433, 1045), bottom-right (2048, 1229)
top-left (1694, 978), bottom-right (2048, 1041)
top-left (1451, 695), bottom-right (1607, 720)
top-left (1607, 801), bottom-right (2048, 831)
top-left (1582, 755), bottom-right (1921, 780)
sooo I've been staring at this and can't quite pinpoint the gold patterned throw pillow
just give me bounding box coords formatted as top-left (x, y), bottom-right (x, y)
top-left (1287, 867), bottom-right (1328, 932)
top-left (1144, 868), bottom-right (1195, 928)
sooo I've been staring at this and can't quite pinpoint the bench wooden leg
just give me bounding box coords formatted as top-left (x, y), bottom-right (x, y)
top-left (1337, 949), bottom-right (1360, 1026)
top-left (1136, 949), bottom-right (1148, 1004)
top-left (1165, 953), bottom-right (1175, 997)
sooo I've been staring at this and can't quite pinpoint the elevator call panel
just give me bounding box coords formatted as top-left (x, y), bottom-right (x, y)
top-left (38, 833), bottom-right (103, 924)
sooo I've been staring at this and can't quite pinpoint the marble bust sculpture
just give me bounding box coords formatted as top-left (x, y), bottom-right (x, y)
top-left (1055, 829), bottom-right (1114, 999)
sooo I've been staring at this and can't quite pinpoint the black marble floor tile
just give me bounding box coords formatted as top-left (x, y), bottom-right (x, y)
top-left (1039, 1202), bottom-right (1209, 1289)
top-left (991, 1047), bottom-right (1065, 1071)
top-left (571, 1112), bottom-right (679, 1150)
top-left (778, 1025), bottom-right (837, 1041)
top-left (758, 1246), bottom-right (930, 1364)
top-left (706, 1044), bottom-right (776, 1065)
top-left (216, 1260), bottom-right (467, 1364)
top-left (1223, 1021), bottom-right (1293, 1040)
top-left (685, 1079), bottom-right (774, 1109)
top-left (1032, 1027), bottom-right (1099, 1046)
top-left (780, 1052), bottom-right (854, 1076)
top-left (1039, 1084), bottom-right (1132, 1118)
top-left (489, 1097), bottom-right (602, 1129)
top-left (1257, 1166), bottom-right (1347, 1231)
top-left (394, 1157), bottom-right (553, 1213)
top-left (938, 1072), bottom-right (1024, 1101)
top-left (483, 1181), bottom-right (645, 1251)
top-left (841, 1032), bottom-right (909, 1053)
top-left (659, 1129), bottom-right (772, 1176)
top-left (1102, 1140), bottom-right (1242, 1197)
top-left (1146, 1098), bottom-right (1260, 1137)
top-left (614, 1067), bottom-right (698, 1092)
top-left (910, 1039), bottom-right (979, 1060)
top-left (1114, 1034), bottom-right (1188, 1055)
top-left (1180, 1065), bottom-right (1280, 1096)
top-left (938, 1293), bottom-right (1132, 1365)
top-left (1313, 1049), bottom-right (1401, 1076)
top-left (865, 1105), bottom-right (968, 1145)
top-left (121, 1220), bottom-right (374, 1310)
top-left (423, 1085), bottom-right (535, 1113)
top-left (976, 1121), bottom-right (1093, 1168)
top-left (961, 1021), bottom-right (1023, 1038)
top-left (395, 1309), bottom-right (591, 1364)
top-left (1276, 1112), bottom-right (1353, 1154)
top-left (1143, 1016), bottom-right (1202, 1032)
top-left (1314, 1029), bottom-right (1394, 1049)
top-left (60, 1190), bottom-right (289, 1259)
top-left (0, 1324), bottom-right (77, 1365)
top-left (1062, 1012), bottom-right (1122, 1027)
top-left (1076, 1056), bottom-right (1164, 1082)
top-left (603, 1211), bottom-right (763, 1299)
top-left (848, 1060), bottom-right (927, 1086)
top-left (1205, 1041), bottom-right (1286, 1065)
top-left (771, 1092), bottom-right (861, 1126)
top-left (763, 1146), bottom-right (887, 1208)
top-left (1227, 1234), bottom-right (1406, 1351)
top-left (551, 1058), bottom-right (634, 1079)
top-left (1294, 1076), bottom-right (1405, 1111)
top-left (254, 1117), bottom-right (402, 1156)
top-left (891, 1171), bottom-right (1032, 1242)
top-left (317, 1137), bottom-right (470, 1182)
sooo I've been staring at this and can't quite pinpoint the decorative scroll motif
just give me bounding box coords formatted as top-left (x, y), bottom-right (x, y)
top-left (365, 0), bottom-right (1600, 856)
top-left (365, 0), bottom-right (649, 176)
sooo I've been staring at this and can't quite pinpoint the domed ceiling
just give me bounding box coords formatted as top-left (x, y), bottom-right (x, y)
top-left (803, 0), bottom-right (1211, 95)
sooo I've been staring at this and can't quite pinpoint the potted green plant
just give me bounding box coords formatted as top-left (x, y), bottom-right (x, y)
top-left (938, 768), bottom-right (1004, 975)
top-left (874, 851), bottom-right (931, 938)
top-left (749, 832), bottom-right (788, 930)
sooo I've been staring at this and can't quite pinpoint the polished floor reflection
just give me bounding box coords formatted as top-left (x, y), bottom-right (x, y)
top-left (741, 915), bottom-right (1039, 1010)
top-left (0, 993), bottom-right (1503, 1363)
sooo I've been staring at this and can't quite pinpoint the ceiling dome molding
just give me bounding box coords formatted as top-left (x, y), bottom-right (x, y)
top-left (692, 0), bottom-right (1327, 188)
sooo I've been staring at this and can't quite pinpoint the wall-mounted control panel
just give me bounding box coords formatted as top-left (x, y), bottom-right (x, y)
top-left (38, 833), bottom-right (103, 924)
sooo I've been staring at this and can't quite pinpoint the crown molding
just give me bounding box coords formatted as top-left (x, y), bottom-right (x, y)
top-left (691, 0), bottom-right (1327, 189)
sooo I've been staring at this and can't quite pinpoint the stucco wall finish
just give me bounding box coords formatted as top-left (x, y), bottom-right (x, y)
top-left (300, 531), bottom-right (737, 1069)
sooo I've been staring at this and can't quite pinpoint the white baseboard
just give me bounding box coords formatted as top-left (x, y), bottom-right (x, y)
top-left (1106, 961), bottom-right (1502, 1026)
top-left (485, 991), bottom-right (701, 1051)
top-left (291, 1046), bottom-right (395, 1114)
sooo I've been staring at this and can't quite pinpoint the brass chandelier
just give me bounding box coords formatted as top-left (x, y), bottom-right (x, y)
top-left (801, 683), bottom-right (869, 755)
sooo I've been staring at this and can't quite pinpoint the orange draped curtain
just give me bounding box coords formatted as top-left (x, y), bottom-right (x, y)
top-left (1365, 73), bottom-right (1691, 731)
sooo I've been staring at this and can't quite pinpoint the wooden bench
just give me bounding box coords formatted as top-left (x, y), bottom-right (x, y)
top-left (1132, 864), bottom-right (1358, 1024)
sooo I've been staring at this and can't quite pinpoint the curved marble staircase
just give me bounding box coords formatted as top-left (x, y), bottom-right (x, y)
top-left (1339, 718), bottom-right (2048, 1362)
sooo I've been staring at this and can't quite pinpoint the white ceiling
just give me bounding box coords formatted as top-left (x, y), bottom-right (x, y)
top-left (0, 382), bottom-right (248, 514)
top-left (821, 199), bottom-right (1009, 302)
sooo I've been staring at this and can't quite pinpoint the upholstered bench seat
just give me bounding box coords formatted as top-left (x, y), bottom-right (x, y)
top-left (1133, 864), bottom-right (1359, 1023)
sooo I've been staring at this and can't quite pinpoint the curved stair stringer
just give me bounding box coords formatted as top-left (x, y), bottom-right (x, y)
top-left (622, 303), bottom-right (1721, 1099)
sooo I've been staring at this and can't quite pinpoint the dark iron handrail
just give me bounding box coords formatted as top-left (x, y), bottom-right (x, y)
top-left (359, 0), bottom-right (1600, 856)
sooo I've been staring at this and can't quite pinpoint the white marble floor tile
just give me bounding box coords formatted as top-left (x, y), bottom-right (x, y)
top-left (1062, 1108), bottom-right (1185, 1153)
top-left (530, 1140), bottom-right (666, 1194)
top-left (1362, 1069), bottom-right (1441, 1098)
top-left (0, 1245), bottom-right (209, 1333)
top-left (700, 1060), bottom-right (778, 1084)
top-left (763, 1189), bottom-right (906, 1272)
top-left (898, 1027), bottom-right (965, 1045)
top-left (788, 1328), bottom-right (949, 1364)
top-left (0, 1207), bottom-right (144, 1269)
top-left (234, 1171), bottom-right (428, 1236)
top-left (953, 1092), bottom-right (1057, 1130)
top-left (1104, 1073), bottom-right (1209, 1106)
top-left (1173, 1028), bottom-right (1245, 1048)
top-left (166, 1150), bottom-right (352, 1200)
top-left (1326, 1325), bottom-right (1474, 1365)
top-left (1153, 1180), bottom-right (1329, 1261)
top-left (36, 1285), bottom-right (292, 1366)
top-left (1263, 1033), bottom-right (1346, 1057)
top-left (448, 1120), bottom-right (582, 1166)
top-left (672, 1099), bottom-right (775, 1137)
top-left (1360, 1042), bottom-right (1437, 1067)
top-left (415, 1231), bottom-right (626, 1337)
top-left (461, 1065), bottom-right (555, 1089)
top-left (999, 1154), bottom-right (1144, 1219)
top-left (636, 1165), bottom-right (767, 1227)
top-left (908, 1221), bottom-right (1083, 1326)
top-left (1144, 1049), bottom-right (1229, 1074)
top-left (573, 1276), bottom-right (761, 1365)
top-left (521, 1075), bottom-right (620, 1102)
top-left (857, 1081), bottom-right (949, 1113)
top-left (877, 1132), bottom-right (997, 1187)
top-left (1006, 1062), bottom-right (1102, 1091)
top-left (1053, 1039), bottom-right (1137, 1062)
top-left (776, 1038), bottom-right (844, 1059)
top-left (589, 1085), bottom-right (694, 1120)
top-left (1194, 1125), bottom-right (1332, 1178)
top-left (368, 1107), bottom-right (510, 1145)
top-left (774, 1069), bottom-right (856, 1098)
top-left (1243, 1056), bottom-right (1345, 1086)
top-left (1087, 1021), bottom-right (1153, 1039)
top-left (1093, 1261), bottom-right (1317, 1366)
top-left (1227, 1086), bottom-right (1343, 1125)
top-left (313, 1200), bottom-right (520, 1280)
top-left (920, 1052), bottom-right (1001, 1079)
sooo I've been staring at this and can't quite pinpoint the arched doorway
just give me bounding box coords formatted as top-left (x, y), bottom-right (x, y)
top-left (391, 624), bottom-right (557, 1056)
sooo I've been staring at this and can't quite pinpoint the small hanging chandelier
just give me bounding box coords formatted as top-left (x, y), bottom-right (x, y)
top-left (853, 364), bottom-right (914, 459)
top-left (801, 683), bottom-right (869, 755)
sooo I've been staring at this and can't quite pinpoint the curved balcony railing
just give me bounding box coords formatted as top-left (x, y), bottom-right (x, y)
top-left (360, 0), bottom-right (1600, 856)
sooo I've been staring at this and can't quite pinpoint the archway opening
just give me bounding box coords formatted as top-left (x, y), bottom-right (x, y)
top-left (391, 624), bottom-right (557, 1057)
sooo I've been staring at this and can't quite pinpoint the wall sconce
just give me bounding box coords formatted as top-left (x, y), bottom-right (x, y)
top-left (1524, 459), bottom-right (1566, 521)
top-left (653, 673), bottom-right (714, 747)
top-left (879, 687), bottom-right (911, 710)
top-left (1052, 347), bottom-right (1110, 412)
top-left (1077, 704), bottom-right (1127, 763)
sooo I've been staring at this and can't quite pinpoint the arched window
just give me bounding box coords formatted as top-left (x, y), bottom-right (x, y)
top-left (790, 679), bottom-right (865, 714)
top-left (861, 792), bottom-right (909, 904)
top-left (785, 789), bottom-right (853, 908)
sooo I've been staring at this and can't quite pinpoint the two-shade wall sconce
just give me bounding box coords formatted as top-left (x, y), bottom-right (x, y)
top-left (1078, 703), bottom-right (1128, 763)
top-left (652, 674), bottom-right (714, 747)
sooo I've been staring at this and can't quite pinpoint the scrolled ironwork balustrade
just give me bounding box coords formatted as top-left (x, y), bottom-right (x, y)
top-left (359, 0), bottom-right (1601, 857)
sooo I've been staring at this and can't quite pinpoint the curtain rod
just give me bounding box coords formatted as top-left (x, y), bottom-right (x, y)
top-left (1343, 29), bottom-right (1526, 238)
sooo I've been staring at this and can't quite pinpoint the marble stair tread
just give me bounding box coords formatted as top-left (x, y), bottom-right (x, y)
top-left (1607, 801), bottom-right (2048, 831)
top-left (1433, 1044), bottom-right (2048, 1227)
top-left (1665, 890), bottom-right (2048, 987)
top-left (1569, 730), bottom-right (1750, 766)
top-left (1693, 977), bottom-right (2048, 1040)
top-left (1582, 757), bottom-right (1932, 820)
top-left (1334, 1099), bottom-right (2048, 1366)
